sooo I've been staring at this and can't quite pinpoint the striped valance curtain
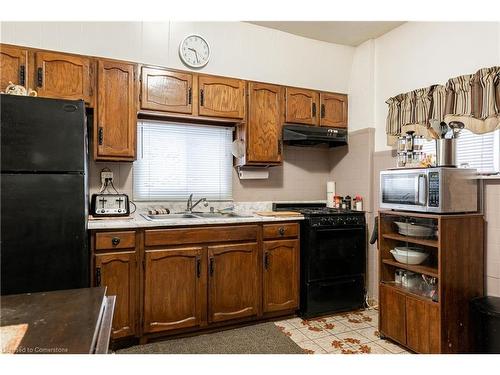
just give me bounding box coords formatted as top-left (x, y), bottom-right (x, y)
top-left (386, 65), bottom-right (500, 145)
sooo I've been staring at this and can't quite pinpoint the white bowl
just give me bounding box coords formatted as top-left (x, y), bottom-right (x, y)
top-left (390, 249), bottom-right (429, 265)
top-left (394, 221), bottom-right (434, 238)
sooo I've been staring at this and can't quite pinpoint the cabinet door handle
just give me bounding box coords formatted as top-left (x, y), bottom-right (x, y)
top-left (98, 127), bottom-right (104, 145)
top-left (312, 102), bottom-right (316, 117)
top-left (277, 139), bottom-right (282, 155)
top-left (209, 257), bottom-right (214, 276)
top-left (95, 267), bottom-right (101, 286)
top-left (37, 67), bottom-right (43, 87)
top-left (19, 65), bottom-right (26, 86)
top-left (111, 237), bottom-right (120, 246)
top-left (200, 89), bottom-right (204, 106)
top-left (321, 104), bottom-right (326, 118)
top-left (188, 87), bottom-right (192, 105)
top-left (264, 252), bottom-right (270, 270)
top-left (196, 257), bottom-right (201, 278)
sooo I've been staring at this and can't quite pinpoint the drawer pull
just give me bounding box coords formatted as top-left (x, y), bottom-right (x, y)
top-left (111, 237), bottom-right (121, 246)
top-left (278, 227), bottom-right (285, 236)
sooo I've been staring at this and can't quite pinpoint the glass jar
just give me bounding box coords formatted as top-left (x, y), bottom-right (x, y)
top-left (397, 152), bottom-right (407, 168)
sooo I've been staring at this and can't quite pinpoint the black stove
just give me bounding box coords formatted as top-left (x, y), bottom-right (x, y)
top-left (273, 202), bottom-right (367, 318)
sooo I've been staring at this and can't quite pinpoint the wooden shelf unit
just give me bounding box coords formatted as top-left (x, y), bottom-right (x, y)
top-left (381, 259), bottom-right (439, 278)
top-left (382, 233), bottom-right (438, 248)
top-left (378, 210), bottom-right (484, 354)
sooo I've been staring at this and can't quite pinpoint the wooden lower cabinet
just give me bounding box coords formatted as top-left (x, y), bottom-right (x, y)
top-left (94, 251), bottom-right (137, 339)
top-left (406, 296), bottom-right (440, 353)
top-left (380, 284), bottom-right (440, 353)
top-left (92, 222), bottom-right (300, 341)
top-left (379, 284), bottom-right (406, 345)
top-left (208, 242), bottom-right (259, 323)
top-left (144, 247), bottom-right (206, 333)
top-left (263, 239), bottom-right (299, 313)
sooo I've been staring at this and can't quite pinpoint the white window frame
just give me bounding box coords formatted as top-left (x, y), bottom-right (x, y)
top-left (133, 120), bottom-right (234, 201)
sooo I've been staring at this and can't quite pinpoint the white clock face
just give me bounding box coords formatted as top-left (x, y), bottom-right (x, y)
top-left (179, 35), bottom-right (210, 68)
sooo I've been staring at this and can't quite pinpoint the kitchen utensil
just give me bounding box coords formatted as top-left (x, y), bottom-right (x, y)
top-left (429, 119), bottom-right (441, 139)
top-left (440, 122), bottom-right (449, 138)
top-left (394, 221), bottom-right (435, 237)
top-left (390, 248), bottom-right (429, 265)
top-left (436, 138), bottom-right (457, 166)
top-left (449, 121), bottom-right (464, 139)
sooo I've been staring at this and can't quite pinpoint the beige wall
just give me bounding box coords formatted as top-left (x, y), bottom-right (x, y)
top-left (89, 146), bottom-right (331, 202)
top-left (0, 21), bottom-right (354, 93)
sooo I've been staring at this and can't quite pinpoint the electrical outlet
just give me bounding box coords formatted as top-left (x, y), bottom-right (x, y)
top-left (100, 170), bottom-right (113, 185)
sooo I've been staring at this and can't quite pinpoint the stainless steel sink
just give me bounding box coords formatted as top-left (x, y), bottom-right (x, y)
top-left (141, 213), bottom-right (199, 220)
top-left (142, 212), bottom-right (254, 221)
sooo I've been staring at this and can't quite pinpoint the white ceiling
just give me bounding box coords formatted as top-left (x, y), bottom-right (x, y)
top-left (247, 21), bottom-right (405, 46)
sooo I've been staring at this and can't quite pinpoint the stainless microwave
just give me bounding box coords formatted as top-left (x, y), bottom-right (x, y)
top-left (380, 167), bottom-right (478, 213)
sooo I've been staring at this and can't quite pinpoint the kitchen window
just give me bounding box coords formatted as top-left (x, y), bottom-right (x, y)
top-left (422, 129), bottom-right (500, 174)
top-left (133, 121), bottom-right (233, 201)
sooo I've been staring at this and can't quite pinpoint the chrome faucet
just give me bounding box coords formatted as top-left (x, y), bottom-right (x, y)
top-left (186, 193), bottom-right (208, 212)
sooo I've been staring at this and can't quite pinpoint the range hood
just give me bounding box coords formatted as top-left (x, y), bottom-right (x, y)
top-left (282, 124), bottom-right (348, 147)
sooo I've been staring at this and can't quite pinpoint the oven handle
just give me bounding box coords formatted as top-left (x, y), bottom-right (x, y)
top-left (313, 226), bottom-right (366, 232)
top-left (418, 174), bottom-right (427, 206)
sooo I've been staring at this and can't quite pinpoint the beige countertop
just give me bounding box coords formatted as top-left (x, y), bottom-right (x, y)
top-left (87, 212), bottom-right (304, 230)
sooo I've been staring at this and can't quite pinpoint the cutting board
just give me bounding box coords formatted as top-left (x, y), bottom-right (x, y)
top-left (255, 211), bottom-right (302, 217)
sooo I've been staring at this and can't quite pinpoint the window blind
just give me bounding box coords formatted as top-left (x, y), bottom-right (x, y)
top-left (134, 121), bottom-right (233, 201)
top-left (422, 129), bottom-right (499, 173)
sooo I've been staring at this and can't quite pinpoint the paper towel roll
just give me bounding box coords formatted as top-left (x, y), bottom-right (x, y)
top-left (238, 168), bottom-right (269, 180)
top-left (326, 181), bottom-right (336, 208)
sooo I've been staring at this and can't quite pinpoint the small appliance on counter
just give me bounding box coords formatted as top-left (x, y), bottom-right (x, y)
top-left (90, 193), bottom-right (130, 217)
top-left (380, 167), bottom-right (478, 213)
top-left (90, 171), bottom-right (131, 217)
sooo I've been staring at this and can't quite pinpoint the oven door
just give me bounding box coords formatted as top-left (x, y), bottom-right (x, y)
top-left (303, 225), bottom-right (366, 283)
top-left (380, 170), bottom-right (428, 212)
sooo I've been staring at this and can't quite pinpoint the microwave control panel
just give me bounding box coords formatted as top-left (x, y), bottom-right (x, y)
top-left (428, 172), bottom-right (440, 207)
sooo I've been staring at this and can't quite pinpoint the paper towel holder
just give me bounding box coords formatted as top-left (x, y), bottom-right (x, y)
top-left (236, 166), bottom-right (270, 180)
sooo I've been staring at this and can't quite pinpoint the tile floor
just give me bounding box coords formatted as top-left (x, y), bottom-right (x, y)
top-left (274, 308), bottom-right (411, 354)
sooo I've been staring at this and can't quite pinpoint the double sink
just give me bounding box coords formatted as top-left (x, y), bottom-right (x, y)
top-left (142, 211), bottom-right (253, 221)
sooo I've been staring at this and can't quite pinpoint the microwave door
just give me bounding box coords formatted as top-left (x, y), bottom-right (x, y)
top-left (380, 172), bottom-right (426, 211)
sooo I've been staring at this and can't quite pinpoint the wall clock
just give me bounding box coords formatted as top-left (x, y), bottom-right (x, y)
top-left (179, 34), bottom-right (210, 68)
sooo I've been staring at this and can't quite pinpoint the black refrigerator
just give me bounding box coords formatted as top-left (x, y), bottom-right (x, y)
top-left (1, 94), bottom-right (89, 295)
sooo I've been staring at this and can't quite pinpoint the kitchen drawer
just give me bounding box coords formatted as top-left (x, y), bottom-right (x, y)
top-left (263, 223), bottom-right (299, 240)
top-left (95, 231), bottom-right (136, 250)
top-left (145, 225), bottom-right (259, 247)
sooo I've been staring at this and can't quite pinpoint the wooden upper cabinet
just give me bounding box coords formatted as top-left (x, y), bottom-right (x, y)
top-left (319, 92), bottom-right (348, 128)
top-left (34, 51), bottom-right (91, 103)
top-left (0, 44), bottom-right (28, 90)
top-left (379, 284), bottom-right (406, 345)
top-left (144, 247), bottom-right (206, 334)
top-left (247, 82), bottom-right (283, 164)
top-left (95, 251), bottom-right (137, 339)
top-left (141, 67), bottom-right (193, 114)
top-left (285, 87), bottom-right (319, 125)
top-left (208, 242), bottom-right (259, 323)
top-left (198, 75), bottom-right (245, 119)
top-left (263, 239), bottom-right (299, 313)
top-left (96, 59), bottom-right (137, 161)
